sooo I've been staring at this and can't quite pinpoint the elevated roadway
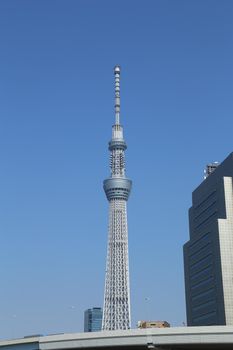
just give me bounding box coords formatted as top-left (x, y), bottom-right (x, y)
top-left (1, 326), bottom-right (233, 350)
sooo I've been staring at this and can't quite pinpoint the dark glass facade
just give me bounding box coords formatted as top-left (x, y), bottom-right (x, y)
top-left (84, 307), bottom-right (103, 332)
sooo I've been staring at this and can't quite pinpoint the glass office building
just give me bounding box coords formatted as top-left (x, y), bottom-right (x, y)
top-left (184, 153), bottom-right (233, 326)
top-left (84, 307), bottom-right (102, 332)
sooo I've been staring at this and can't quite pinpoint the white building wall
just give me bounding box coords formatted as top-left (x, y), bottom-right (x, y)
top-left (218, 177), bottom-right (233, 325)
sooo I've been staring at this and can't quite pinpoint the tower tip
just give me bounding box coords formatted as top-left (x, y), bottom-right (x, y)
top-left (114, 65), bottom-right (121, 125)
top-left (114, 65), bottom-right (121, 74)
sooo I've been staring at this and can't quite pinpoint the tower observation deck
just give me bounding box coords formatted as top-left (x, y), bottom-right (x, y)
top-left (102, 66), bottom-right (132, 331)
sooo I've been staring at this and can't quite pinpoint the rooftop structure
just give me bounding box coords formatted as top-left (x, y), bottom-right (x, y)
top-left (137, 320), bottom-right (170, 329)
top-left (204, 162), bottom-right (220, 179)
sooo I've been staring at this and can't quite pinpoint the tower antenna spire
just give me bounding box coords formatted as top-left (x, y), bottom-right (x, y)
top-left (114, 65), bottom-right (121, 125)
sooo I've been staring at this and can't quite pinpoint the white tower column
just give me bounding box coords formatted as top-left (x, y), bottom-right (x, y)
top-left (102, 66), bottom-right (132, 330)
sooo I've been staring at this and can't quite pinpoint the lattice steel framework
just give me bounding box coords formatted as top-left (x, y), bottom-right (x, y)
top-left (102, 66), bottom-right (132, 331)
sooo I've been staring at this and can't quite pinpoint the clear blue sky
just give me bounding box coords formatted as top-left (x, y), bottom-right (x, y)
top-left (0, 0), bottom-right (233, 339)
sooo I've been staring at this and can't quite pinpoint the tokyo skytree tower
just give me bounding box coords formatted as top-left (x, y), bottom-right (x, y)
top-left (102, 66), bottom-right (132, 331)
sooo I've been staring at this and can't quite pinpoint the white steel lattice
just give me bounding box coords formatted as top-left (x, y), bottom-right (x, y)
top-left (110, 148), bottom-right (125, 177)
top-left (102, 199), bottom-right (131, 330)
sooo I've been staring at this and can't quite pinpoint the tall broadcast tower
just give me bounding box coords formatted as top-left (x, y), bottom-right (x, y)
top-left (102, 66), bottom-right (132, 331)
